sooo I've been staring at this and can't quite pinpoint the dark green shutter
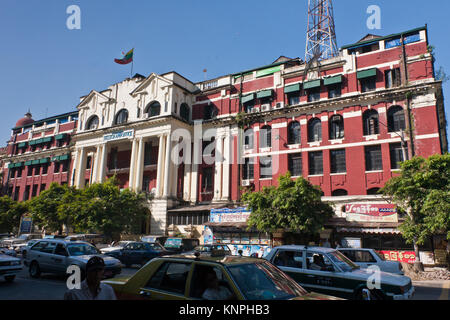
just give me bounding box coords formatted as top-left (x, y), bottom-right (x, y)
top-left (303, 79), bottom-right (321, 89)
top-left (256, 90), bottom-right (273, 99)
top-left (284, 84), bottom-right (301, 94)
top-left (357, 68), bottom-right (377, 79)
top-left (324, 75), bottom-right (343, 86)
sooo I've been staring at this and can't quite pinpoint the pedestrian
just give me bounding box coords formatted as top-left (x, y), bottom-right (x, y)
top-left (64, 256), bottom-right (116, 300)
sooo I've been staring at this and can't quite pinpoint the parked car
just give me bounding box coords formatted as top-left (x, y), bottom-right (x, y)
top-left (265, 245), bottom-right (414, 300)
top-left (65, 234), bottom-right (105, 245)
top-left (0, 247), bottom-right (17, 257)
top-left (0, 251), bottom-right (22, 282)
top-left (104, 242), bottom-right (169, 267)
top-left (102, 254), bottom-right (342, 300)
top-left (141, 235), bottom-right (168, 246)
top-left (100, 241), bottom-right (133, 254)
top-left (163, 238), bottom-right (200, 254)
top-left (184, 244), bottom-right (232, 257)
top-left (20, 239), bottom-right (40, 260)
top-left (1, 233), bottom-right (43, 252)
top-left (337, 248), bottom-right (404, 275)
top-left (43, 235), bottom-right (67, 239)
top-left (25, 239), bottom-right (122, 279)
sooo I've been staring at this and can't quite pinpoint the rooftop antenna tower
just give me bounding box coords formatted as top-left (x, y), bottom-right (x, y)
top-left (305, 0), bottom-right (338, 62)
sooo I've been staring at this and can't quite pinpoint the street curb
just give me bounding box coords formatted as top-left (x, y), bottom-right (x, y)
top-left (412, 280), bottom-right (450, 289)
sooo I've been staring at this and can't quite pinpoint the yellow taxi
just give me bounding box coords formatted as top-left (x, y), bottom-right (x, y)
top-left (102, 253), bottom-right (342, 300)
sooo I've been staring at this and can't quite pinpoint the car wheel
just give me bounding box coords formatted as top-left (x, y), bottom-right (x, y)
top-left (355, 287), bottom-right (383, 300)
top-left (5, 275), bottom-right (15, 282)
top-left (29, 261), bottom-right (41, 278)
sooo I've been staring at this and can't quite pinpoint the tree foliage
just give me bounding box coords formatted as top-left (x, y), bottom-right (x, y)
top-left (381, 154), bottom-right (450, 244)
top-left (0, 196), bottom-right (29, 234)
top-left (242, 173), bottom-right (334, 234)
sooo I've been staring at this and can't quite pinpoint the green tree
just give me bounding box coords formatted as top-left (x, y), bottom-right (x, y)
top-left (381, 154), bottom-right (450, 266)
top-left (242, 173), bottom-right (334, 235)
top-left (0, 196), bottom-right (29, 234)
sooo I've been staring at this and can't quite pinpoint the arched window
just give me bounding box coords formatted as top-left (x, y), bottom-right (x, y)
top-left (260, 126), bottom-right (272, 148)
top-left (387, 106), bottom-right (405, 132)
top-left (288, 121), bottom-right (301, 145)
top-left (329, 115), bottom-right (344, 140)
top-left (363, 109), bottom-right (379, 135)
top-left (180, 103), bottom-right (190, 122)
top-left (244, 128), bottom-right (254, 150)
top-left (114, 109), bottom-right (128, 125)
top-left (367, 187), bottom-right (380, 195)
top-left (308, 118), bottom-right (322, 142)
top-left (86, 115), bottom-right (99, 130)
top-left (332, 189), bottom-right (348, 197)
top-left (145, 101), bottom-right (161, 118)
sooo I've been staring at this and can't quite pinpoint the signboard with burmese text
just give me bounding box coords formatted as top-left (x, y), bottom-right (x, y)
top-left (103, 129), bottom-right (134, 142)
top-left (345, 204), bottom-right (398, 223)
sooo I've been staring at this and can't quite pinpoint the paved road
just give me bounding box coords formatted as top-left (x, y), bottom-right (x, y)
top-left (1, 261), bottom-right (448, 300)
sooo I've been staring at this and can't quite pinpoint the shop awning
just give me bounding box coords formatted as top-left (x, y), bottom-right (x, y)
top-left (31, 160), bottom-right (40, 165)
top-left (55, 134), bottom-right (66, 140)
top-left (42, 137), bottom-right (52, 143)
top-left (357, 68), bottom-right (377, 79)
top-left (256, 90), bottom-right (273, 99)
top-left (14, 162), bottom-right (24, 168)
top-left (18, 142), bottom-right (27, 148)
top-left (336, 227), bottom-right (401, 235)
top-left (39, 158), bottom-right (49, 164)
top-left (24, 161), bottom-right (32, 166)
top-left (324, 75), bottom-right (342, 86)
top-left (28, 140), bottom-right (37, 146)
top-left (303, 79), bottom-right (321, 90)
top-left (241, 93), bottom-right (255, 104)
top-left (284, 83), bottom-right (301, 94)
top-left (59, 154), bottom-right (70, 161)
top-left (8, 163), bottom-right (14, 169)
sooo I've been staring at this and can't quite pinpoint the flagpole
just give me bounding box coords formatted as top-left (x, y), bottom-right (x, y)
top-left (130, 47), bottom-right (134, 78)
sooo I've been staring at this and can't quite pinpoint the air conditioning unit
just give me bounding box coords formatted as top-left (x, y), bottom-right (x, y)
top-left (251, 107), bottom-right (260, 113)
top-left (275, 102), bottom-right (284, 109)
top-left (242, 180), bottom-right (251, 187)
top-left (261, 104), bottom-right (272, 112)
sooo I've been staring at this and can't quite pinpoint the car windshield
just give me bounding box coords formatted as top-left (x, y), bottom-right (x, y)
top-left (327, 251), bottom-right (360, 272)
top-left (227, 261), bottom-right (308, 300)
top-left (67, 243), bottom-right (100, 256)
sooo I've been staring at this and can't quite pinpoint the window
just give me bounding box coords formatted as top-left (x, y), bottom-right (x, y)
top-left (54, 244), bottom-right (68, 256)
top-left (114, 109), bottom-right (129, 125)
top-left (146, 101), bottom-right (161, 117)
top-left (16, 168), bottom-right (22, 178)
top-left (142, 176), bottom-right (151, 193)
top-left (144, 262), bottom-right (191, 294)
top-left (367, 188), bottom-right (380, 195)
top-left (387, 106), bottom-right (406, 132)
top-left (30, 241), bottom-right (47, 252)
top-left (288, 121), bottom-right (301, 145)
top-left (309, 151), bottom-right (323, 175)
top-left (244, 128), bottom-right (254, 150)
top-left (180, 103), bottom-right (190, 122)
top-left (363, 110), bottom-right (379, 135)
top-left (288, 153), bottom-right (302, 177)
top-left (40, 184), bottom-right (46, 192)
top-left (306, 252), bottom-right (335, 272)
top-left (144, 142), bottom-right (153, 166)
top-left (330, 149), bottom-right (346, 173)
top-left (390, 143), bottom-right (407, 169)
top-left (385, 68), bottom-right (401, 88)
top-left (203, 104), bottom-right (217, 120)
top-left (260, 156), bottom-right (272, 179)
top-left (328, 83), bottom-right (341, 98)
top-left (86, 116), bottom-right (99, 130)
top-left (307, 88), bottom-right (320, 102)
top-left (13, 187), bottom-right (20, 201)
top-left (329, 115), bottom-right (344, 140)
top-left (243, 157), bottom-right (254, 180)
top-left (273, 250), bottom-right (303, 269)
top-left (332, 189), bottom-right (348, 196)
top-left (244, 101), bottom-right (254, 113)
top-left (32, 185), bottom-right (38, 198)
top-left (287, 92), bottom-right (300, 106)
top-left (23, 186), bottom-right (30, 201)
top-left (27, 166), bottom-right (33, 177)
top-left (201, 167), bottom-right (213, 192)
top-left (365, 145), bottom-right (383, 171)
top-left (308, 118), bottom-right (322, 142)
top-left (109, 148), bottom-right (118, 170)
top-left (189, 265), bottom-right (233, 299)
top-left (360, 77), bottom-right (376, 92)
top-left (61, 161), bottom-right (69, 172)
top-left (260, 126), bottom-right (272, 148)
top-left (86, 156), bottom-right (92, 170)
top-left (354, 251), bottom-right (377, 263)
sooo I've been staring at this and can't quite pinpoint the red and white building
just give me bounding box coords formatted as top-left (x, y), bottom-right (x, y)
top-left (2, 26), bottom-right (448, 259)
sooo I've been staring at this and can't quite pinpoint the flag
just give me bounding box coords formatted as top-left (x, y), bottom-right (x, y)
top-left (114, 48), bottom-right (134, 65)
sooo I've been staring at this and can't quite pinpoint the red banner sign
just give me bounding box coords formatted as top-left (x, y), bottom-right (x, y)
top-left (345, 204), bottom-right (398, 223)
top-left (378, 250), bottom-right (416, 264)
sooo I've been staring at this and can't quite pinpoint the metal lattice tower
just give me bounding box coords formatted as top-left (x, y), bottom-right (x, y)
top-left (305, 0), bottom-right (338, 62)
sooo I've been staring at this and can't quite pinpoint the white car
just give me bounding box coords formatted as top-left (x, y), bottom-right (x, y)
top-left (337, 248), bottom-right (404, 275)
top-left (20, 240), bottom-right (40, 260)
top-left (0, 252), bottom-right (22, 282)
top-left (100, 241), bottom-right (133, 254)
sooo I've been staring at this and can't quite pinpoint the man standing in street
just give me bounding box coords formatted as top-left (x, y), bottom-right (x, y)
top-left (64, 256), bottom-right (116, 300)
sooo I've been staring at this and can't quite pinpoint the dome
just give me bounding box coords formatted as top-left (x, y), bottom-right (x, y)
top-left (15, 112), bottom-right (34, 128)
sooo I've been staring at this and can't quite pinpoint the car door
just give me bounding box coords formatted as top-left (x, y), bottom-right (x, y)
top-left (138, 261), bottom-right (192, 300)
top-left (52, 243), bottom-right (69, 274)
top-left (302, 251), bottom-right (340, 296)
top-left (38, 241), bottom-right (58, 272)
top-left (270, 249), bottom-right (309, 286)
top-left (120, 243), bottom-right (136, 265)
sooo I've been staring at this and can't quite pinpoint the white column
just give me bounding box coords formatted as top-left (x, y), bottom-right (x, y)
top-left (75, 147), bottom-right (87, 189)
top-left (134, 138), bottom-right (145, 192)
top-left (213, 136), bottom-right (223, 201)
top-left (163, 133), bottom-right (172, 197)
top-left (183, 162), bottom-right (192, 201)
top-left (156, 135), bottom-right (165, 197)
top-left (190, 140), bottom-right (200, 203)
top-left (222, 132), bottom-right (231, 201)
top-left (92, 145), bottom-right (101, 183)
top-left (128, 139), bottom-right (138, 190)
top-left (99, 144), bottom-right (108, 183)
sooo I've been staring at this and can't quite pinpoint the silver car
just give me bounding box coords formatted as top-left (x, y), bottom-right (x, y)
top-left (337, 248), bottom-right (404, 275)
top-left (0, 252), bottom-right (22, 282)
top-left (25, 239), bottom-right (122, 279)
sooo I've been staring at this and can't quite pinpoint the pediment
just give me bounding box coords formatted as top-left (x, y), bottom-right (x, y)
top-left (130, 73), bottom-right (173, 97)
top-left (76, 90), bottom-right (112, 110)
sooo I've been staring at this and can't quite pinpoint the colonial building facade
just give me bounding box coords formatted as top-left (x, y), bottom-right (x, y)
top-left (2, 26), bottom-right (448, 253)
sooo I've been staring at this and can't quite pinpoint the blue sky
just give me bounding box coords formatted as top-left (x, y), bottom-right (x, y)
top-left (0, 0), bottom-right (449, 147)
